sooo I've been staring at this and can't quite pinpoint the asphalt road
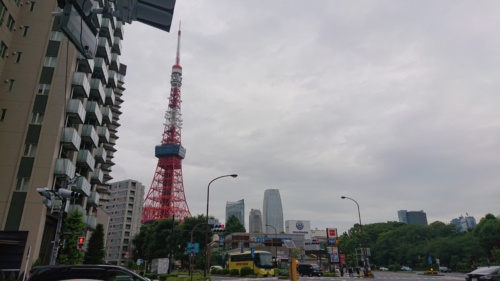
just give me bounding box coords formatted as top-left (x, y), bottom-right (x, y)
top-left (210, 271), bottom-right (466, 281)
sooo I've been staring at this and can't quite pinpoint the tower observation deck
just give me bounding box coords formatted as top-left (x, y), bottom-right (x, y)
top-left (142, 24), bottom-right (191, 223)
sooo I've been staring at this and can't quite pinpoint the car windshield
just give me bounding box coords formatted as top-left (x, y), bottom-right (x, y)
top-left (255, 253), bottom-right (273, 268)
top-left (472, 267), bottom-right (500, 274)
top-left (311, 265), bottom-right (320, 269)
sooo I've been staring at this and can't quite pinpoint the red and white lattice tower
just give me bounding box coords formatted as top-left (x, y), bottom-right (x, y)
top-left (142, 24), bottom-right (191, 223)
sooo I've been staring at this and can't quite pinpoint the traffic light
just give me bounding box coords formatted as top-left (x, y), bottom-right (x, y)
top-left (212, 223), bottom-right (225, 233)
top-left (77, 237), bottom-right (85, 250)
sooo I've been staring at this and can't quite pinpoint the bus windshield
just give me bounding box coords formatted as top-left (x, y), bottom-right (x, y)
top-left (255, 253), bottom-right (273, 269)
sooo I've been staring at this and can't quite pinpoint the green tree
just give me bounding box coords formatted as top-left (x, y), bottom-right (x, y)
top-left (225, 215), bottom-right (245, 234)
top-left (57, 209), bottom-right (85, 265)
top-left (83, 223), bottom-right (106, 264)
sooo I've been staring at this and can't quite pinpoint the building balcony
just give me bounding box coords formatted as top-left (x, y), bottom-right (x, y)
top-left (106, 150), bottom-right (114, 159)
top-left (77, 52), bottom-right (94, 74)
top-left (99, 191), bottom-right (110, 202)
top-left (72, 72), bottom-right (90, 99)
top-left (90, 78), bottom-right (105, 104)
top-left (94, 147), bottom-right (107, 163)
top-left (112, 37), bottom-right (122, 55)
top-left (99, 18), bottom-right (113, 41)
top-left (85, 215), bottom-right (97, 230)
top-left (60, 127), bottom-right (81, 151)
top-left (103, 172), bottom-right (113, 182)
top-left (108, 123), bottom-right (120, 132)
top-left (66, 99), bottom-right (86, 124)
top-left (90, 168), bottom-right (104, 184)
top-left (104, 88), bottom-right (115, 106)
top-left (107, 70), bottom-right (117, 88)
top-left (87, 191), bottom-right (100, 207)
top-left (85, 101), bottom-right (103, 126)
top-left (110, 53), bottom-right (120, 71)
top-left (77, 149), bottom-right (95, 170)
top-left (91, 1), bottom-right (102, 28)
top-left (81, 125), bottom-right (99, 148)
top-left (101, 106), bottom-right (113, 125)
top-left (97, 37), bottom-right (111, 64)
top-left (54, 158), bottom-right (76, 178)
top-left (96, 126), bottom-right (110, 144)
top-left (101, 163), bottom-right (112, 171)
top-left (117, 73), bottom-right (125, 84)
top-left (114, 21), bottom-right (123, 39)
top-left (93, 57), bottom-right (109, 82)
top-left (72, 177), bottom-right (91, 197)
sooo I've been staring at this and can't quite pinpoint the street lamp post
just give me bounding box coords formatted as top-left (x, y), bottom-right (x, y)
top-left (265, 224), bottom-right (278, 263)
top-left (204, 174), bottom-right (238, 277)
top-left (341, 196), bottom-right (367, 271)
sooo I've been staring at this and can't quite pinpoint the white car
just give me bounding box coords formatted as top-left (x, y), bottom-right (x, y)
top-left (379, 267), bottom-right (389, 271)
top-left (210, 265), bottom-right (223, 271)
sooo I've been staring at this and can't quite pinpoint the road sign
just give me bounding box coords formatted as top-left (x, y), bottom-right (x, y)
top-left (428, 256), bottom-right (432, 265)
top-left (124, 252), bottom-right (129, 259)
top-left (219, 236), bottom-right (225, 246)
top-left (221, 254), bottom-right (226, 260)
top-left (251, 248), bottom-right (254, 259)
top-left (436, 258), bottom-right (440, 265)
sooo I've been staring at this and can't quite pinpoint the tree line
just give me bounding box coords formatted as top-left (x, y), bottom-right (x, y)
top-left (338, 213), bottom-right (500, 271)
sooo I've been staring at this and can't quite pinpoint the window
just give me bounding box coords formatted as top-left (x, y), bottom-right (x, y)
top-left (124, 232), bottom-right (130, 237)
top-left (43, 56), bottom-right (57, 67)
top-left (125, 224), bottom-right (131, 230)
top-left (123, 239), bottom-right (129, 244)
top-left (0, 3), bottom-right (6, 25)
top-left (0, 109), bottom-right (6, 121)
top-left (23, 144), bottom-right (37, 157)
top-left (15, 177), bottom-right (30, 191)
top-left (30, 112), bottom-right (44, 124)
top-left (6, 15), bottom-right (14, 31)
top-left (22, 26), bottom-right (29, 37)
top-left (29, 2), bottom-right (35, 12)
top-left (50, 31), bottom-right (62, 41)
top-left (37, 84), bottom-right (50, 95)
top-left (127, 210), bottom-right (132, 215)
top-left (0, 41), bottom-right (7, 59)
top-left (15, 52), bottom-right (21, 63)
top-left (7, 79), bottom-right (14, 91)
top-left (122, 246), bottom-right (128, 251)
top-left (126, 217), bottom-right (131, 223)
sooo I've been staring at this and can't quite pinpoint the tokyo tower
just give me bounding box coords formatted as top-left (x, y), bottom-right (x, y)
top-left (142, 24), bottom-right (191, 223)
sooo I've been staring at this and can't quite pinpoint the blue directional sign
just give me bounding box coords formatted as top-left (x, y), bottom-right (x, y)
top-left (221, 254), bottom-right (226, 260)
top-left (251, 248), bottom-right (255, 259)
top-left (428, 255), bottom-right (432, 265)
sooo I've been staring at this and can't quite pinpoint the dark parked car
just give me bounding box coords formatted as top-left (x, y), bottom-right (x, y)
top-left (464, 266), bottom-right (500, 281)
top-left (297, 263), bottom-right (322, 277)
top-left (28, 265), bottom-right (148, 281)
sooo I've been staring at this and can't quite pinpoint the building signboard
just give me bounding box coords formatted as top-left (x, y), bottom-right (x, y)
top-left (326, 228), bottom-right (338, 238)
top-left (285, 220), bottom-right (311, 239)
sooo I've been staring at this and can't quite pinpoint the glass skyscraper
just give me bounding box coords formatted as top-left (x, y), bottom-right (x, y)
top-left (226, 199), bottom-right (245, 227)
top-left (263, 189), bottom-right (284, 233)
top-left (249, 209), bottom-right (263, 233)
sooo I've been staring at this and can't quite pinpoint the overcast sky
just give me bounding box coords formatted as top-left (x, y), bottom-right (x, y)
top-left (113, 0), bottom-right (500, 234)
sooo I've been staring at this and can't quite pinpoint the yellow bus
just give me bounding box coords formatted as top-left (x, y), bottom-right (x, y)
top-left (228, 250), bottom-right (274, 276)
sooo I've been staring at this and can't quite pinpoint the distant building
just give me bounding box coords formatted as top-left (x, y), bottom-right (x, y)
top-left (226, 199), bottom-right (245, 226)
top-left (104, 180), bottom-right (145, 266)
top-left (451, 215), bottom-right (476, 232)
top-left (398, 210), bottom-right (428, 226)
top-left (249, 209), bottom-right (263, 233)
top-left (263, 189), bottom-right (284, 233)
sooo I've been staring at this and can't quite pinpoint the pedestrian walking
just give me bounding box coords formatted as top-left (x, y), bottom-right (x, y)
top-left (355, 267), bottom-right (360, 277)
top-left (348, 267), bottom-right (354, 277)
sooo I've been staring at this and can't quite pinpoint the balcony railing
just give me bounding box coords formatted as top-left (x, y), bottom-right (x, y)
top-left (112, 36), bottom-right (122, 55)
top-left (67, 99), bottom-right (86, 124)
top-left (101, 163), bottom-right (112, 171)
top-left (72, 72), bottom-right (90, 99)
top-left (107, 70), bottom-right (117, 88)
top-left (101, 106), bottom-right (113, 125)
top-left (85, 215), bottom-right (97, 230)
top-left (77, 149), bottom-right (95, 170)
top-left (60, 127), bottom-right (81, 151)
top-left (110, 53), bottom-right (120, 71)
top-left (54, 158), bottom-right (76, 178)
top-left (87, 191), bottom-right (100, 206)
top-left (93, 57), bottom-right (109, 82)
top-left (96, 126), bottom-right (110, 144)
top-left (117, 73), bottom-right (125, 84)
top-left (94, 147), bottom-right (107, 163)
top-left (91, 1), bottom-right (102, 28)
top-left (85, 101), bottom-right (103, 125)
top-left (77, 52), bottom-right (94, 74)
top-left (81, 125), bottom-right (99, 148)
top-left (99, 18), bottom-right (113, 41)
top-left (114, 21), bottom-right (123, 39)
top-left (105, 87), bottom-right (115, 106)
top-left (91, 168), bottom-right (104, 184)
top-left (97, 37), bottom-right (111, 64)
top-left (72, 177), bottom-right (91, 197)
top-left (90, 78), bottom-right (105, 104)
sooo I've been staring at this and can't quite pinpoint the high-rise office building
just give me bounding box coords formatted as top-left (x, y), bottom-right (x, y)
top-left (0, 1), bottom-right (126, 274)
top-left (398, 210), bottom-right (428, 225)
top-left (249, 209), bottom-right (262, 233)
top-left (226, 199), bottom-right (245, 227)
top-left (103, 180), bottom-right (145, 265)
top-left (263, 189), bottom-right (284, 233)
top-left (451, 215), bottom-right (476, 232)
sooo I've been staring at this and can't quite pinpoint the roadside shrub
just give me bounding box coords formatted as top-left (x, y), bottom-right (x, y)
top-left (210, 268), bottom-right (220, 275)
top-left (393, 263), bottom-right (401, 271)
top-left (145, 273), bottom-right (158, 280)
top-left (370, 264), bottom-right (376, 270)
top-left (167, 277), bottom-right (210, 281)
top-left (159, 274), bottom-right (179, 281)
top-left (322, 273), bottom-right (337, 277)
top-left (221, 269), bottom-right (229, 275)
top-left (240, 267), bottom-right (253, 276)
top-left (230, 269), bottom-right (239, 276)
top-left (388, 265), bottom-right (395, 271)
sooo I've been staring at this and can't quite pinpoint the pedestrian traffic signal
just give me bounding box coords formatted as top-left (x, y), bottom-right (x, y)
top-left (77, 237), bottom-right (85, 250)
top-left (212, 224), bottom-right (225, 233)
